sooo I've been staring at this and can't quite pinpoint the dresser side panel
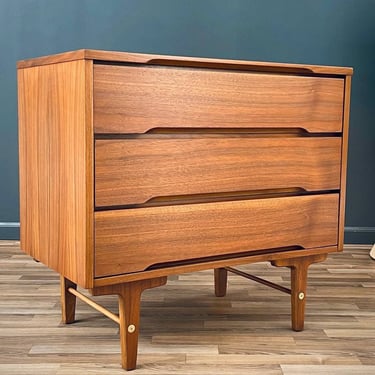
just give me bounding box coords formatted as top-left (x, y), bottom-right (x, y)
top-left (338, 76), bottom-right (352, 250)
top-left (17, 60), bottom-right (93, 288)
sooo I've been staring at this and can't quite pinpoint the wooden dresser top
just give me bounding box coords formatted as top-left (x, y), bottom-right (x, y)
top-left (17, 49), bottom-right (353, 76)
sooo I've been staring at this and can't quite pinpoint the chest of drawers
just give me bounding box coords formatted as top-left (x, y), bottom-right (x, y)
top-left (17, 50), bottom-right (352, 370)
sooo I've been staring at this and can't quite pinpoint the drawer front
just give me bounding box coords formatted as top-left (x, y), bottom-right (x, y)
top-left (95, 194), bottom-right (339, 277)
top-left (93, 65), bottom-right (344, 134)
top-left (95, 137), bottom-right (341, 207)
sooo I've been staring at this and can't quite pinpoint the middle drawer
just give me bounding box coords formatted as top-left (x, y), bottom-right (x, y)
top-left (95, 137), bottom-right (341, 207)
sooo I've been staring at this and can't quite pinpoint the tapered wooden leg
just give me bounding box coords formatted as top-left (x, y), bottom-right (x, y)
top-left (92, 277), bottom-right (167, 370)
top-left (60, 276), bottom-right (77, 324)
top-left (214, 268), bottom-right (228, 297)
top-left (271, 254), bottom-right (327, 331)
top-left (117, 283), bottom-right (143, 371)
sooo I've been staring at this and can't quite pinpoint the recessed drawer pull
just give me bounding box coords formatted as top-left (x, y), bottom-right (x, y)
top-left (95, 127), bottom-right (342, 139)
top-left (95, 188), bottom-right (342, 211)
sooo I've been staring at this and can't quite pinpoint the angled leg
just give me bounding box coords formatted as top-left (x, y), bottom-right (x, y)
top-left (214, 268), bottom-right (228, 297)
top-left (60, 276), bottom-right (77, 324)
top-left (271, 254), bottom-right (327, 331)
top-left (92, 277), bottom-right (167, 370)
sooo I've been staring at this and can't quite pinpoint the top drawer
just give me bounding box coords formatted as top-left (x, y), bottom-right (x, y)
top-left (93, 64), bottom-right (344, 134)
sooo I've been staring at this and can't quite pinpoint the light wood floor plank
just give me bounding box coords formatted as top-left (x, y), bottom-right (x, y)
top-left (281, 365), bottom-right (375, 375)
top-left (0, 242), bottom-right (374, 374)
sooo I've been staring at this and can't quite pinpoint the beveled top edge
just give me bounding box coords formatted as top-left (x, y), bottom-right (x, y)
top-left (17, 49), bottom-right (353, 75)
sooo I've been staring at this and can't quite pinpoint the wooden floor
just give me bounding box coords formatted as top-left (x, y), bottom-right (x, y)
top-left (0, 242), bottom-right (375, 374)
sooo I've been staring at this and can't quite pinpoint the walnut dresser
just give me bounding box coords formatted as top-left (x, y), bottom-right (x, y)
top-left (17, 50), bottom-right (353, 370)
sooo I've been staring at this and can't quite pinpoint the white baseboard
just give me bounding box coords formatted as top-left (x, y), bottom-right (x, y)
top-left (0, 222), bottom-right (20, 227)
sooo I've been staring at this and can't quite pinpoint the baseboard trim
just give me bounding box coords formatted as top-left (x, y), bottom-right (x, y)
top-left (0, 222), bottom-right (20, 227)
top-left (344, 226), bottom-right (374, 244)
top-left (345, 226), bottom-right (375, 233)
top-left (0, 222), bottom-right (20, 240)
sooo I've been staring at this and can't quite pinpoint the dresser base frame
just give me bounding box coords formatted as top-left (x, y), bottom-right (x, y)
top-left (61, 253), bottom-right (328, 371)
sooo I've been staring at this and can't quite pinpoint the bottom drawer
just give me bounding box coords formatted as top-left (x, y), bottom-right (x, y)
top-left (95, 194), bottom-right (339, 277)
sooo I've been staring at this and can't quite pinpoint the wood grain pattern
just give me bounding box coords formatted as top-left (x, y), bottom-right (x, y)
top-left (338, 76), bottom-right (352, 251)
top-left (17, 49), bottom-right (354, 76)
top-left (95, 137), bottom-right (341, 207)
top-left (95, 194), bottom-right (339, 277)
top-left (1, 242), bottom-right (374, 375)
top-left (93, 65), bottom-right (345, 134)
top-left (17, 60), bottom-right (94, 288)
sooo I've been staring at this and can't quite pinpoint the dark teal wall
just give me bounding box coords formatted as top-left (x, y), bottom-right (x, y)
top-left (1, 0), bottom-right (374, 243)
